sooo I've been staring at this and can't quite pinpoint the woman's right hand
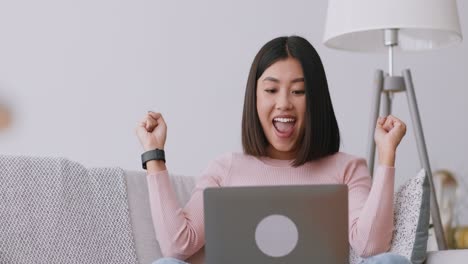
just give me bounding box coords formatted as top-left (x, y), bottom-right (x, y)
top-left (135, 111), bottom-right (167, 151)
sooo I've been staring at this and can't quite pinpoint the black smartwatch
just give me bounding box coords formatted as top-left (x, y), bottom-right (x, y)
top-left (141, 148), bottom-right (166, 170)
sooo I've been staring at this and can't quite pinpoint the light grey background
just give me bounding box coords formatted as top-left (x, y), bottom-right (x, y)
top-left (0, 0), bottom-right (467, 194)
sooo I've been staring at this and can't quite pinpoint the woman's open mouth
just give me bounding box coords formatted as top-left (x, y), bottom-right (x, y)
top-left (272, 117), bottom-right (296, 139)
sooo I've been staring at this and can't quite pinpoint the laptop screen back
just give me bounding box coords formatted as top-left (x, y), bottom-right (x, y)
top-left (204, 184), bottom-right (349, 264)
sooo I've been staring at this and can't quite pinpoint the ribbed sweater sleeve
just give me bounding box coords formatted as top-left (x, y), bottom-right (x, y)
top-left (146, 153), bottom-right (231, 259)
top-left (344, 158), bottom-right (395, 257)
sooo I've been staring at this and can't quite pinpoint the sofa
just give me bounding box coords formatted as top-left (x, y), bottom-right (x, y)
top-left (125, 170), bottom-right (468, 264)
top-left (1, 155), bottom-right (467, 263)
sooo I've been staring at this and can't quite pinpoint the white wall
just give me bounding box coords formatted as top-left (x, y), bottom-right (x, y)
top-left (1, 0), bottom-right (467, 194)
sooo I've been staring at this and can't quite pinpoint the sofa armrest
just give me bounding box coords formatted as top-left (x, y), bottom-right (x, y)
top-left (425, 249), bottom-right (468, 264)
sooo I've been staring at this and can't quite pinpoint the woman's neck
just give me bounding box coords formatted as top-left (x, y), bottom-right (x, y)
top-left (266, 146), bottom-right (296, 160)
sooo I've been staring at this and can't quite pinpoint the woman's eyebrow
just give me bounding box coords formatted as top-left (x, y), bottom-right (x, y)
top-left (262, 77), bottom-right (304, 83)
top-left (291, 77), bottom-right (305, 83)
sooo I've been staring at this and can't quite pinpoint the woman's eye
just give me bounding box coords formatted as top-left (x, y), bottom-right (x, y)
top-left (292, 90), bottom-right (305, 95)
top-left (265, 89), bottom-right (276, 93)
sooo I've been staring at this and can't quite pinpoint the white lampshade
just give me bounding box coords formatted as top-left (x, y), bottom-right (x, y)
top-left (323, 0), bottom-right (463, 52)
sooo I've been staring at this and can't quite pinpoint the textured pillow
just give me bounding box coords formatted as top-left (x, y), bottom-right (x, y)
top-left (390, 168), bottom-right (430, 263)
top-left (350, 168), bottom-right (430, 264)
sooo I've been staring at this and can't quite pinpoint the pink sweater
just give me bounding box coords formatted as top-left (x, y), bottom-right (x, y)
top-left (146, 152), bottom-right (395, 260)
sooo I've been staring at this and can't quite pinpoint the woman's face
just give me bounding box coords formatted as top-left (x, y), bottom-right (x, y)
top-left (256, 57), bottom-right (306, 160)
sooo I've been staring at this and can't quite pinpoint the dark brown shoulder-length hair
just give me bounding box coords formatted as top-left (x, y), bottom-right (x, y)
top-left (241, 36), bottom-right (340, 167)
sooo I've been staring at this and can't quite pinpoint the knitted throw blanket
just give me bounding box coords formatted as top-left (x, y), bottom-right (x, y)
top-left (0, 155), bottom-right (138, 264)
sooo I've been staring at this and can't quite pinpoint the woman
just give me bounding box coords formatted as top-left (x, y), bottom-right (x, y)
top-left (135, 36), bottom-right (409, 264)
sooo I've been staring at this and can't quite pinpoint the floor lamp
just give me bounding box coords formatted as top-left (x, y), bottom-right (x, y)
top-left (323, 0), bottom-right (463, 250)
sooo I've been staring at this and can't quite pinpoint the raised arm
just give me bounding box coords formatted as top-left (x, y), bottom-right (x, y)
top-left (346, 115), bottom-right (406, 257)
top-left (135, 111), bottom-right (231, 260)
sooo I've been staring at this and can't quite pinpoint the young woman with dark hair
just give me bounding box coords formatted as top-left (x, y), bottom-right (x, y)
top-left (136, 36), bottom-right (410, 264)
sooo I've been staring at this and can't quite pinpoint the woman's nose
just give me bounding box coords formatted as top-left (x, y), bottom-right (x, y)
top-left (275, 93), bottom-right (293, 110)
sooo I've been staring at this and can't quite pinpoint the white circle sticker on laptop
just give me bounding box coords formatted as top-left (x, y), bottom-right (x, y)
top-left (255, 214), bottom-right (298, 257)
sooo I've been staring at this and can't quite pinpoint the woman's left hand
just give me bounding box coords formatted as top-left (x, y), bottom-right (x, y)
top-left (374, 115), bottom-right (407, 166)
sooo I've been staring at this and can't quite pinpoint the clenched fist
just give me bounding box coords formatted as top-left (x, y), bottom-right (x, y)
top-left (374, 115), bottom-right (407, 166)
top-left (135, 111), bottom-right (167, 151)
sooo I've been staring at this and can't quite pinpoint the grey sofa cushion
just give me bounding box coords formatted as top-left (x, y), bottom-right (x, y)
top-left (0, 155), bottom-right (138, 264)
top-left (125, 170), bottom-right (204, 264)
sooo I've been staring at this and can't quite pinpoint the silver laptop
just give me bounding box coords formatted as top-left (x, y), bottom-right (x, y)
top-left (203, 185), bottom-right (349, 264)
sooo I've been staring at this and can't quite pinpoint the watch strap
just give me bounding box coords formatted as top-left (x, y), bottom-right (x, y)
top-left (141, 149), bottom-right (165, 170)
